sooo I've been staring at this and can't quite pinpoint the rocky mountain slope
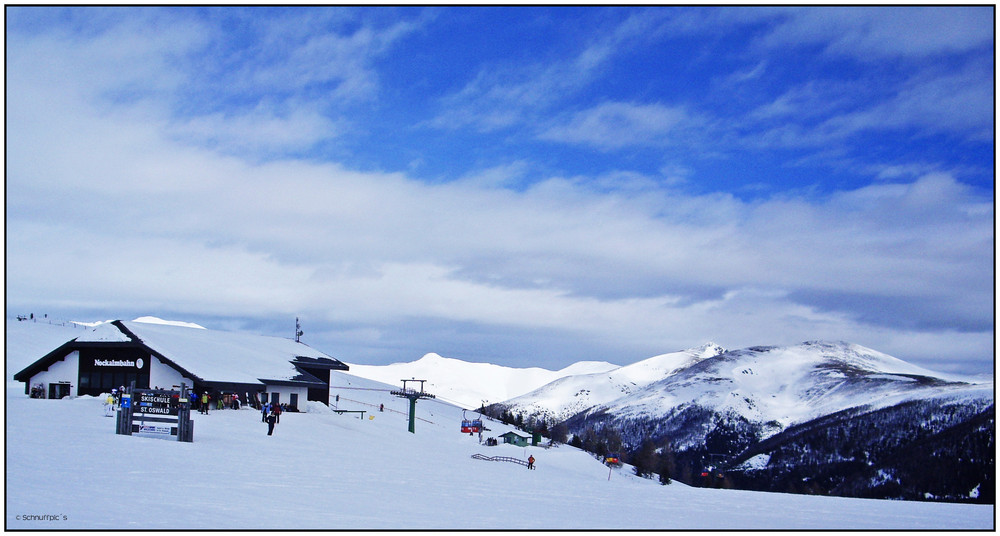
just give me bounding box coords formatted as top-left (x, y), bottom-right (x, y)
top-left (489, 341), bottom-right (993, 503)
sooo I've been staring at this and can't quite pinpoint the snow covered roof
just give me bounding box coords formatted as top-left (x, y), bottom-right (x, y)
top-left (73, 320), bottom-right (347, 385)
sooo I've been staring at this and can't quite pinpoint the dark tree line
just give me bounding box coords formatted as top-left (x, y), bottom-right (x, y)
top-left (487, 397), bottom-right (993, 502)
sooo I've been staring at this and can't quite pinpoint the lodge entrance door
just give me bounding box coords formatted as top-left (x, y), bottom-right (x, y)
top-left (48, 382), bottom-right (70, 399)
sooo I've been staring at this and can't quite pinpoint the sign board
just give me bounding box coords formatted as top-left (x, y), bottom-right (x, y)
top-left (116, 385), bottom-right (193, 442)
top-left (136, 390), bottom-right (179, 415)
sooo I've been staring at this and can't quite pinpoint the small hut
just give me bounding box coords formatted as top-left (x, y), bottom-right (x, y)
top-left (499, 431), bottom-right (530, 447)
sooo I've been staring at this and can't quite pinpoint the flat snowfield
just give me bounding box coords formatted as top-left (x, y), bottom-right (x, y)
top-left (5, 388), bottom-right (993, 530)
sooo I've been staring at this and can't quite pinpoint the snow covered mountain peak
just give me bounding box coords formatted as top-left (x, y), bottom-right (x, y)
top-left (496, 343), bottom-right (728, 423)
top-left (694, 342), bottom-right (726, 355)
top-left (620, 342), bottom-right (726, 378)
top-left (492, 339), bottom-right (992, 448)
top-left (716, 341), bottom-right (968, 389)
top-left (586, 340), bottom-right (989, 442)
top-left (346, 352), bottom-right (617, 409)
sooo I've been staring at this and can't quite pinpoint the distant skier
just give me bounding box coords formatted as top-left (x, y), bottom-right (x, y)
top-left (266, 410), bottom-right (277, 436)
top-left (104, 392), bottom-right (116, 417)
top-left (273, 403), bottom-right (282, 424)
top-left (528, 455), bottom-right (535, 470)
top-left (201, 392), bottom-right (210, 414)
top-left (261, 402), bottom-right (270, 422)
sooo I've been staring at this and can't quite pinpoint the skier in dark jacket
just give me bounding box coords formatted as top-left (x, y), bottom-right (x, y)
top-left (266, 411), bottom-right (277, 436)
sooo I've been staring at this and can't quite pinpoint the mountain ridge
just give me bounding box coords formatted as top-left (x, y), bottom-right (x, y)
top-left (492, 340), bottom-right (992, 503)
top-left (346, 351), bottom-right (620, 408)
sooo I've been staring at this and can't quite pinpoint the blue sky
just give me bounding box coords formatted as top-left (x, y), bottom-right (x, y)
top-left (6, 6), bottom-right (994, 374)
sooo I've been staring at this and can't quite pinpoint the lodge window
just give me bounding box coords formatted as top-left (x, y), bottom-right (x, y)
top-left (82, 370), bottom-right (150, 391)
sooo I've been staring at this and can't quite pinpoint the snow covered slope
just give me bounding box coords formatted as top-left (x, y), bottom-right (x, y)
top-left (6, 384), bottom-right (994, 529)
top-left (6, 318), bottom-right (88, 382)
top-left (499, 343), bottom-right (725, 422)
top-left (6, 319), bottom-right (994, 528)
top-left (500, 341), bottom-right (990, 437)
top-left (599, 341), bottom-right (989, 433)
top-left (346, 352), bottom-right (618, 409)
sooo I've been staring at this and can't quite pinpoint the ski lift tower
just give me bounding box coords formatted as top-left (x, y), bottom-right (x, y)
top-left (390, 379), bottom-right (435, 434)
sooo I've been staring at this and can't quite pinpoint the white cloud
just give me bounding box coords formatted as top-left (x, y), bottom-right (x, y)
top-left (238, 15), bottom-right (423, 102)
top-left (8, 90), bottom-right (991, 363)
top-left (540, 101), bottom-right (704, 150)
top-left (758, 7), bottom-right (993, 60)
top-left (168, 105), bottom-right (344, 156)
top-left (429, 10), bottom-right (673, 133)
top-left (6, 7), bottom-right (992, 373)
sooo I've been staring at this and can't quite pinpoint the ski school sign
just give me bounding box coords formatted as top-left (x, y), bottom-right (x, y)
top-left (116, 384), bottom-right (194, 442)
top-left (136, 391), bottom-right (179, 415)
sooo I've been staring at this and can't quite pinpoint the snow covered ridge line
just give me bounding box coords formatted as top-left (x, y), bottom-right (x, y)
top-left (71, 316), bottom-right (207, 329)
top-left (492, 340), bottom-right (992, 503)
top-left (344, 340), bottom-right (989, 413)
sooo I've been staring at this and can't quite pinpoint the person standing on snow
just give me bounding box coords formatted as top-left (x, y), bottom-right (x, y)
top-left (266, 409), bottom-right (278, 436)
top-left (201, 392), bottom-right (210, 414)
top-left (528, 455), bottom-right (535, 470)
top-left (261, 402), bottom-right (270, 423)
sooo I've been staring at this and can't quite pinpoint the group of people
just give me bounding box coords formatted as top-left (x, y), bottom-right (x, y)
top-left (195, 392), bottom-right (253, 414)
top-left (191, 392), bottom-right (283, 435)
